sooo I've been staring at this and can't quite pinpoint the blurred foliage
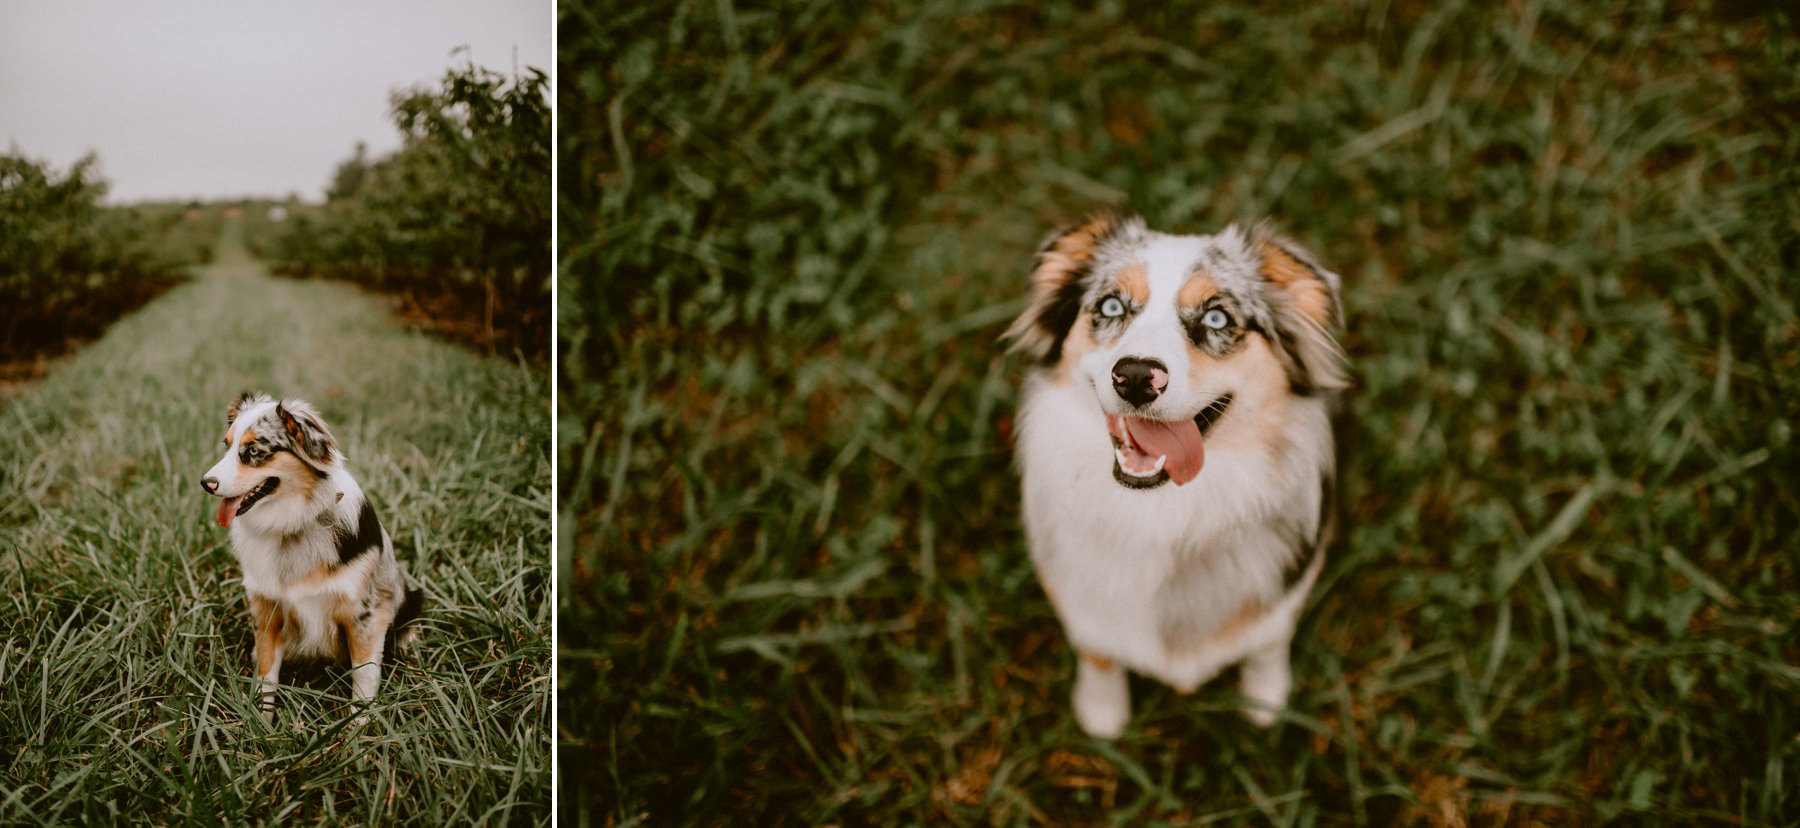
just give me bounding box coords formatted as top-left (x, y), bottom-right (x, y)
top-left (563, 0), bottom-right (1799, 824)
top-left (270, 59), bottom-right (551, 362)
top-left (0, 152), bottom-right (199, 368)
top-left (120, 201), bottom-right (224, 268)
top-left (235, 198), bottom-right (307, 261)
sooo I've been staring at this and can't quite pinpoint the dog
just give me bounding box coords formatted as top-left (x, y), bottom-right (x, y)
top-left (199, 392), bottom-right (421, 721)
top-left (1004, 212), bottom-right (1347, 738)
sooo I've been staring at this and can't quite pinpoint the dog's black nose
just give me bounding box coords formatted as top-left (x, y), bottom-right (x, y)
top-left (1111, 357), bottom-right (1168, 408)
top-left (201, 476), bottom-right (220, 494)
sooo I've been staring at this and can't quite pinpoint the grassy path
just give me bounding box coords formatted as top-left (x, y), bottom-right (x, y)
top-left (0, 218), bottom-right (550, 824)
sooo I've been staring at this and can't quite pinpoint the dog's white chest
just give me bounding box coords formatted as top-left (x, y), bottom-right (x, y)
top-left (1016, 379), bottom-right (1326, 690)
top-left (230, 529), bottom-right (367, 659)
top-left (282, 587), bottom-right (353, 658)
top-left (1023, 462), bottom-right (1277, 675)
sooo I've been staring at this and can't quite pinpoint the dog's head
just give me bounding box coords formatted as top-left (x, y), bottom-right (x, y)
top-left (1005, 212), bottom-right (1347, 489)
top-left (200, 392), bottom-right (340, 529)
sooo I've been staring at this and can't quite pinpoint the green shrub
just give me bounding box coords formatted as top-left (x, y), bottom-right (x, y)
top-left (271, 59), bottom-right (551, 361)
top-left (0, 152), bottom-right (190, 364)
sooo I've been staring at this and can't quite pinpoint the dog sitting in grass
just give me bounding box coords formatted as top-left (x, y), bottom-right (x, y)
top-left (199, 393), bottom-right (421, 721)
top-left (1006, 213), bottom-right (1346, 737)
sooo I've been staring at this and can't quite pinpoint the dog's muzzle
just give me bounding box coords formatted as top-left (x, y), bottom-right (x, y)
top-left (1106, 393), bottom-right (1234, 489)
top-left (211, 477), bottom-right (279, 528)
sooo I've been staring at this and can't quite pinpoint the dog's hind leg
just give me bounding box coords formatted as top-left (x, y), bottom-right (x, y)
top-left (1072, 651), bottom-right (1131, 738)
top-left (388, 577), bottom-right (425, 653)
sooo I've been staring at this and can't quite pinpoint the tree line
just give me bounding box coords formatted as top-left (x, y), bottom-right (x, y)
top-left (270, 60), bottom-right (551, 361)
top-left (0, 152), bottom-right (204, 369)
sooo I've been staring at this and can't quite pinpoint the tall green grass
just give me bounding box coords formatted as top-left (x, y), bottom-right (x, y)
top-left (563, 0), bottom-right (1797, 823)
top-left (0, 219), bottom-right (550, 825)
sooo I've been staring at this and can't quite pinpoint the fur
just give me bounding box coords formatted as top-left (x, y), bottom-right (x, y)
top-left (200, 392), bottom-right (422, 722)
top-left (1006, 212), bottom-right (1346, 737)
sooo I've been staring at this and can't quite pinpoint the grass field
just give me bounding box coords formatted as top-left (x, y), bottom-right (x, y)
top-left (561, 1), bottom-right (1797, 824)
top-left (0, 218), bottom-right (551, 824)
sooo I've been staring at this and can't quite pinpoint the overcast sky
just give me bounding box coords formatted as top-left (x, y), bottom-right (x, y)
top-left (0, 1), bottom-right (551, 204)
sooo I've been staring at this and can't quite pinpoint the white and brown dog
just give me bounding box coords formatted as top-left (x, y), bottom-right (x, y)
top-left (200, 393), bottom-right (421, 721)
top-left (1006, 213), bottom-right (1347, 738)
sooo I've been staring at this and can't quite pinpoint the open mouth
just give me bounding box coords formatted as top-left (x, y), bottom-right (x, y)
top-left (217, 477), bottom-right (279, 528)
top-left (1106, 394), bottom-right (1233, 489)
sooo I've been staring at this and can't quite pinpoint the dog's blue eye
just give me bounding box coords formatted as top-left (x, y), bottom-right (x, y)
top-left (1201, 308), bottom-right (1231, 330)
top-left (1099, 296), bottom-right (1126, 319)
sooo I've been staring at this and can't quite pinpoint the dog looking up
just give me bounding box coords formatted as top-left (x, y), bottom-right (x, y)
top-left (1006, 213), bottom-right (1346, 737)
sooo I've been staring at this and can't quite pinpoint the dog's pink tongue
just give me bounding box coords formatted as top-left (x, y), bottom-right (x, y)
top-left (217, 496), bottom-right (244, 528)
top-left (1122, 415), bottom-right (1206, 485)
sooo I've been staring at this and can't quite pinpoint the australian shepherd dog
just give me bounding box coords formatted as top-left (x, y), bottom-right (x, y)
top-left (199, 393), bottom-right (421, 721)
top-left (1005, 213), bottom-right (1347, 738)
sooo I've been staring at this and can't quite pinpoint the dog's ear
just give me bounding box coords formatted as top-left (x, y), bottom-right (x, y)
top-left (276, 400), bottom-right (337, 466)
top-left (1253, 228), bottom-right (1349, 394)
top-left (226, 392), bottom-right (268, 426)
top-left (1003, 211), bottom-right (1140, 363)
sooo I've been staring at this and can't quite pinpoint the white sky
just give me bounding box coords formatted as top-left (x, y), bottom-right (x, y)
top-left (0, 1), bottom-right (551, 204)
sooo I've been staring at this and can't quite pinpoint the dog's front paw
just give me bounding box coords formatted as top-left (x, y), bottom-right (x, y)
top-left (1073, 655), bottom-right (1130, 738)
top-left (1238, 650), bottom-right (1291, 728)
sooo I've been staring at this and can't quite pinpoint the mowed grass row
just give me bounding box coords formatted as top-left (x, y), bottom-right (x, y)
top-left (562, 1), bottom-right (1797, 824)
top-left (0, 219), bottom-right (550, 825)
